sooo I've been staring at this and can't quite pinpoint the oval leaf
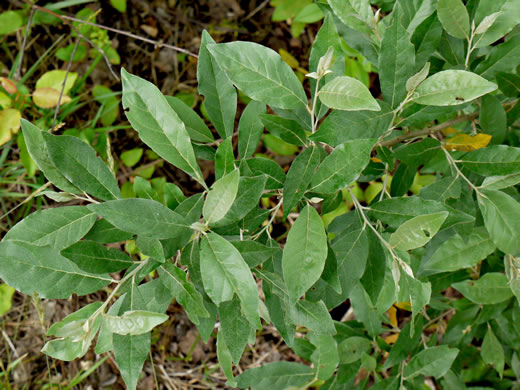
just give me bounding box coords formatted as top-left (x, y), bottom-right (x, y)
top-left (283, 205), bottom-right (328, 303)
top-left (389, 211), bottom-right (448, 251)
top-left (412, 70), bottom-right (497, 106)
top-left (207, 42), bottom-right (308, 110)
top-left (121, 69), bottom-right (205, 186)
top-left (319, 76), bottom-right (380, 111)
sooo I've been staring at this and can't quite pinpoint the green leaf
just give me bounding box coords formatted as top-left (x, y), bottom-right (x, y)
top-left (369, 196), bottom-right (448, 228)
top-left (120, 148), bottom-right (143, 167)
top-left (403, 346), bottom-right (459, 379)
top-left (384, 317), bottom-right (424, 369)
top-left (231, 240), bottom-right (274, 268)
top-left (327, 0), bottom-right (374, 34)
top-left (235, 362), bottom-right (314, 390)
top-left (412, 70), bottom-right (497, 106)
top-left (411, 13), bottom-right (443, 70)
top-left (319, 76), bottom-right (380, 111)
top-left (474, 0), bottom-right (520, 48)
top-left (0, 284), bottom-right (14, 316)
top-left (309, 14), bottom-right (344, 114)
top-left (198, 31), bottom-right (237, 139)
top-left (42, 133), bottom-right (121, 201)
top-left (283, 205), bottom-right (328, 303)
top-left (505, 255), bottom-right (520, 305)
top-left (461, 145), bottom-right (520, 176)
top-left (389, 211), bottom-right (448, 251)
top-left (84, 218), bottom-right (133, 244)
top-left (203, 168), bottom-right (240, 225)
top-left (43, 306), bottom-right (103, 361)
top-left (158, 263), bottom-right (209, 325)
top-left (475, 35), bottom-right (520, 80)
top-left (0, 241), bottom-right (111, 299)
top-left (200, 233), bottom-right (260, 327)
top-left (436, 0), bottom-right (470, 39)
top-left (288, 299), bottom-right (336, 335)
top-left (88, 199), bottom-right (190, 240)
top-left (420, 175), bottom-right (461, 201)
top-left (481, 174), bottom-right (520, 191)
top-left (394, 138), bottom-right (441, 167)
top-left (496, 72), bottom-right (520, 97)
top-left (219, 297), bottom-right (254, 364)
top-left (212, 175), bottom-right (267, 227)
top-left (310, 333), bottom-right (339, 381)
top-left (480, 95), bottom-right (506, 145)
top-left (112, 284), bottom-right (150, 390)
top-left (379, 5), bottom-right (416, 108)
top-left (165, 96), bottom-right (214, 143)
top-left (452, 273), bottom-right (513, 304)
top-left (283, 146), bottom-right (323, 219)
top-left (0, 11), bottom-right (23, 35)
top-left (20, 122), bottom-right (81, 193)
top-left (216, 331), bottom-right (237, 387)
top-left (135, 236), bottom-right (165, 262)
top-left (110, 0), bottom-right (126, 12)
top-left (4, 206), bottom-right (96, 250)
top-left (242, 157), bottom-right (285, 190)
top-left (263, 134), bottom-right (298, 156)
top-left (338, 336), bottom-right (372, 364)
top-left (349, 283), bottom-right (383, 337)
top-left (238, 101), bottom-right (266, 159)
top-left (47, 302), bottom-right (103, 337)
top-left (310, 139), bottom-right (375, 194)
top-left (207, 42), bottom-right (308, 110)
top-left (360, 229), bottom-right (387, 303)
top-left (92, 85), bottom-right (119, 127)
top-left (478, 189), bottom-right (520, 255)
top-left (121, 69), bottom-right (205, 186)
top-left (61, 240), bottom-right (134, 273)
top-left (310, 101), bottom-right (393, 146)
top-left (214, 138), bottom-right (235, 180)
top-left (103, 310), bottom-right (168, 335)
top-left (481, 325), bottom-right (505, 378)
top-left (259, 114), bottom-right (307, 146)
top-left (421, 227), bottom-right (496, 274)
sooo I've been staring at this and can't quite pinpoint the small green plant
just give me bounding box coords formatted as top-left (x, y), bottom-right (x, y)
top-left (1, 0), bottom-right (520, 389)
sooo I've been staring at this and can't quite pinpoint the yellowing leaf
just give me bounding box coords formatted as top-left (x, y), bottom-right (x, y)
top-left (441, 127), bottom-right (458, 136)
top-left (443, 133), bottom-right (492, 151)
top-left (371, 156), bottom-right (382, 163)
top-left (395, 301), bottom-right (412, 311)
top-left (33, 88), bottom-right (72, 109)
top-left (35, 70), bottom-right (78, 95)
top-left (387, 305), bottom-right (398, 327)
top-left (0, 108), bottom-right (21, 145)
top-left (0, 92), bottom-right (11, 109)
top-left (279, 48), bottom-right (299, 69)
top-left (383, 333), bottom-right (399, 345)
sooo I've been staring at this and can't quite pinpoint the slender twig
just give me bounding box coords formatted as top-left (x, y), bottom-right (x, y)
top-left (14, 7), bottom-right (35, 81)
top-left (52, 36), bottom-right (81, 130)
top-left (379, 99), bottom-right (518, 149)
top-left (22, 0), bottom-right (119, 80)
top-left (441, 146), bottom-right (481, 194)
top-left (242, 0), bottom-right (270, 22)
top-left (30, 3), bottom-right (198, 58)
top-left (379, 111), bottom-right (480, 148)
top-left (0, 182), bottom-right (52, 221)
top-left (252, 199), bottom-right (282, 240)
